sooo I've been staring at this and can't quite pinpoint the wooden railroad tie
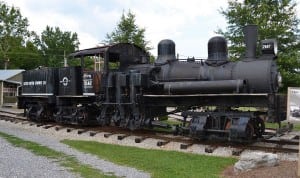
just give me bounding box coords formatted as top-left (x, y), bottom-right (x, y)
top-left (180, 143), bottom-right (193, 149)
top-left (36, 123), bottom-right (44, 127)
top-left (135, 137), bottom-right (147, 143)
top-left (104, 133), bottom-right (114, 138)
top-left (117, 134), bottom-right (129, 140)
top-left (55, 126), bottom-right (62, 131)
top-left (77, 130), bottom-right (87, 135)
top-left (205, 145), bottom-right (218, 153)
top-left (43, 125), bottom-right (54, 129)
top-left (231, 148), bottom-right (244, 156)
top-left (89, 131), bottom-right (98, 136)
top-left (66, 128), bottom-right (74, 133)
top-left (157, 140), bottom-right (170, 147)
top-left (21, 121), bottom-right (29, 125)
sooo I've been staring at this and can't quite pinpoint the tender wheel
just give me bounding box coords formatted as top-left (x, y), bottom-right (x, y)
top-left (77, 108), bottom-right (89, 125)
top-left (26, 105), bottom-right (38, 121)
top-left (245, 123), bottom-right (254, 140)
top-left (254, 117), bottom-right (265, 138)
top-left (36, 105), bottom-right (47, 122)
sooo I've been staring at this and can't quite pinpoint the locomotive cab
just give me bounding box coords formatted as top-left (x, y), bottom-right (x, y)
top-left (66, 43), bottom-right (150, 127)
top-left (69, 43), bottom-right (150, 93)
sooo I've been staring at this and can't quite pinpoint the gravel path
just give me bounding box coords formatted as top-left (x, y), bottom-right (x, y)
top-left (0, 137), bottom-right (78, 178)
top-left (0, 120), bottom-right (151, 178)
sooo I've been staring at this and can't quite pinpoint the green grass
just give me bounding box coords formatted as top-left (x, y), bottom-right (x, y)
top-left (162, 119), bottom-right (182, 126)
top-left (0, 132), bottom-right (114, 178)
top-left (265, 122), bottom-right (300, 131)
top-left (63, 140), bottom-right (237, 178)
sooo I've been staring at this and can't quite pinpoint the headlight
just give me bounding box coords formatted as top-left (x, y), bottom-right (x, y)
top-left (277, 72), bottom-right (282, 87)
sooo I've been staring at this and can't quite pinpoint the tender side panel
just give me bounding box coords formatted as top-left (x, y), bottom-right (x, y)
top-left (22, 68), bottom-right (58, 96)
top-left (58, 66), bottom-right (83, 96)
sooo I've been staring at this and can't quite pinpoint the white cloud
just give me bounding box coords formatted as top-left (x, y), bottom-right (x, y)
top-left (2, 0), bottom-right (299, 57)
top-left (1, 0), bottom-right (228, 56)
top-left (78, 32), bottom-right (99, 49)
top-left (116, 0), bottom-right (228, 56)
top-left (297, 0), bottom-right (300, 19)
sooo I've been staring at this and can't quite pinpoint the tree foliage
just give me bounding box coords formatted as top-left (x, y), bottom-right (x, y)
top-left (105, 10), bottom-right (152, 52)
top-left (0, 1), bottom-right (43, 69)
top-left (218, 0), bottom-right (300, 91)
top-left (40, 26), bottom-right (80, 67)
top-left (0, 1), bottom-right (80, 69)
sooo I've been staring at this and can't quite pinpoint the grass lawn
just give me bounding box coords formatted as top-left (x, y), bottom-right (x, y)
top-left (63, 140), bottom-right (237, 178)
top-left (0, 132), bottom-right (114, 178)
top-left (162, 119), bottom-right (182, 126)
top-left (265, 122), bottom-right (300, 131)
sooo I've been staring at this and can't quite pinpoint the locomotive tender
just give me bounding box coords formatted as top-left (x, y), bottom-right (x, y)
top-left (18, 25), bottom-right (284, 141)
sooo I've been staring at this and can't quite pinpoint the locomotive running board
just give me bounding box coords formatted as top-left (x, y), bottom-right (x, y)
top-left (144, 93), bottom-right (269, 97)
top-left (143, 93), bottom-right (272, 109)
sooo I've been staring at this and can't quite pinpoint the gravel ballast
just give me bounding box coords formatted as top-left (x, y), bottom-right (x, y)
top-left (0, 137), bottom-right (79, 178)
top-left (0, 120), bottom-right (151, 178)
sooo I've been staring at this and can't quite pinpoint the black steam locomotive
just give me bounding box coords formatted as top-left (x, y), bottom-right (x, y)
top-left (18, 25), bottom-right (285, 141)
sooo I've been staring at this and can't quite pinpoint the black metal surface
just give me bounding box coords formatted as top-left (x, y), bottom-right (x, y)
top-left (189, 116), bottom-right (207, 139)
top-left (22, 67), bottom-right (58, 95)
top-left (154, 57), bottom-right (278, 93)
top-left (18, 24), bottom-right (285, 142)
top-left (243, 25), bottom-right (258, 58)
top-left (207, 36), bottom-right (228, 61)
top-left (69, 43), bottom-right (150, 68)
top-left (162, 79), bottom-right (245, 94)
top-left (261, 39), bottom-right (278, 55)
top-left (58, 66), bottom-right (83, 96)
top-left (229, 117), bottom-right (251, 139)
top-left (143, 93), bottom-right (271, 108)
top-left (155, 39), bottom-right (176, 65)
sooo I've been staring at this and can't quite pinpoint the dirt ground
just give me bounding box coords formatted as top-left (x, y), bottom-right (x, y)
top-left (222, 161), bottom-right (298, 178)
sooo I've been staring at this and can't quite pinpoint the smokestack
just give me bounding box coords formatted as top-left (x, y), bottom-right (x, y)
top-left (243, 25), bottom-right (258, 58)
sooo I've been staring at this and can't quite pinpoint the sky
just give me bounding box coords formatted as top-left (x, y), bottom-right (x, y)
top-left (3, 0), bottom-right (300, 58)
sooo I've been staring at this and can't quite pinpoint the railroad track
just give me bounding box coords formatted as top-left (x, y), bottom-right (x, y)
top-left (0, 109), bottom-right (299, 156)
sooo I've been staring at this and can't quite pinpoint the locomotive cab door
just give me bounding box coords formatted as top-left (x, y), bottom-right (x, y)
top-left (82, 54), bottom-right (104, 96)
top-left (100, 50), bottom-right (123, 100)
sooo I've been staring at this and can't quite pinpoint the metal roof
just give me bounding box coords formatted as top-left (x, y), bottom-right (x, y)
top-left (0, 70), bottom-right (24, 81)
top-left (69, 43), bottom-right (147, 58)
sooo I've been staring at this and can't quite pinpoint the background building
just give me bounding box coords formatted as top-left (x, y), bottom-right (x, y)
top-left (0, 70), bottom-right (24, 106)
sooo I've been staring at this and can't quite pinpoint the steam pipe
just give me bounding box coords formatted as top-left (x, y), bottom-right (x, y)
top-left (162, 79), bottom-right (245, 94)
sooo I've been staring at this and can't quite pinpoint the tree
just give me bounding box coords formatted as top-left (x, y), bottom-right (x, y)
top-left (105, 10), bottom-right (152, 52)
top-left (40, 26), bottom-right (80, 67)
top-left (218, 0), bottom-right (300, 90)
top-left (0, 1), bottom-right (40, 69)
top-left (7, 31), bottom-right (44, 69)
top-left (7, 38), bottom-right (43, 69)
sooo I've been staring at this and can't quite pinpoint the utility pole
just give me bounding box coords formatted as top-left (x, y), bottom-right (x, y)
top-left (4, 58), bottom-right (9, 70)
top-left (64, 50), bottom-right (67, 67)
